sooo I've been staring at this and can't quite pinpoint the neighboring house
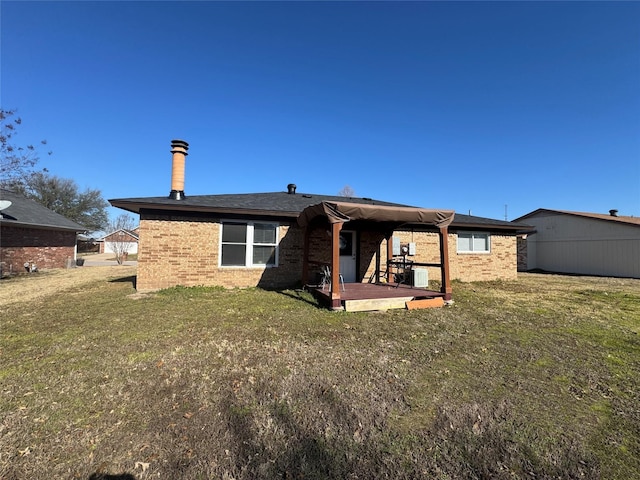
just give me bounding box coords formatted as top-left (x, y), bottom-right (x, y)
top-left (100, 228), bottom-right (140, 254)
top-left (0, 188), bottom-right (86, 272)
top-left (109, 140), bottom-right (532, 306)
top-left (514, 208), bottom-right (640, 279)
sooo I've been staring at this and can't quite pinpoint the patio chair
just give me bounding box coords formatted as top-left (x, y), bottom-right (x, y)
top-left (321, 265), bottom-right (345, 292)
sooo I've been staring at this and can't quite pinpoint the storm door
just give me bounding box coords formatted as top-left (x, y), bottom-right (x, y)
top-left (338, 230), bottom-right (357, 283)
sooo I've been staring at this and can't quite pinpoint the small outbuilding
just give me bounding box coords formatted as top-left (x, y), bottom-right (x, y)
top-left (514, 208), bottom-right (640, 279)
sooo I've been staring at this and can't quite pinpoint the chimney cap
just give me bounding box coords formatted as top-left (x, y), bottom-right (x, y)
top-left (171, 139), bottom-right (189, 151)
top-left (609, 209), bottom-right (618, 217)
top-left (287, 183), bottom-right (297, 194)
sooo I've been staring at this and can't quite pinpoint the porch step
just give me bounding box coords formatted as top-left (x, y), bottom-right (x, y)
top-left (343, 296), bottom-right (414, 312)
top-left (406, 297), bottom-right (445, 310)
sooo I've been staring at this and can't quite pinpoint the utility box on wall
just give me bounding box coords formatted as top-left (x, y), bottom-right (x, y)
top-left (392, 237), bottom-right (401, 256)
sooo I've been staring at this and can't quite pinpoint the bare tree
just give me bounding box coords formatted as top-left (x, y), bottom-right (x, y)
top-left (338, 185), bottom-right (355, 197)
top-left (105, 214), bottom-right (137, 265)
top-left (0, 109), bottom-right (51, 190)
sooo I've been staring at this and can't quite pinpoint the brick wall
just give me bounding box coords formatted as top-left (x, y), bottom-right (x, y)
top-left (363, 230), bottom-right (518, 283)
top-left (0, 225), bottom-right (77, 272)
top-left (137, 213), bottom-right (305, 292)
top-left (136, 215), bottom-right (519, 292)
top-left (450, 233), bottom-right (517, 281)
top-left (104, 231), bottom-right (137, 243)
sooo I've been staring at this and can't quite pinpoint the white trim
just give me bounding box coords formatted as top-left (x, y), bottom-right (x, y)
top-left (219, 220), bottom-right (279, 268)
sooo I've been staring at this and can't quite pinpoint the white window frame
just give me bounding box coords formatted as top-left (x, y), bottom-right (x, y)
top-left (219, 220), bottom-right (279, 267)
top-left (457, 231), bottom-right (491, 254)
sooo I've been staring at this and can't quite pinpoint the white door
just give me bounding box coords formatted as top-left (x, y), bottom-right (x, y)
top-left (339, 231), bottom-right (357, 283)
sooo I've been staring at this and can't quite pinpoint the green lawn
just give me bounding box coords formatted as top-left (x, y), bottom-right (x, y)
top-left (1, 273), bottom-right (639, 479)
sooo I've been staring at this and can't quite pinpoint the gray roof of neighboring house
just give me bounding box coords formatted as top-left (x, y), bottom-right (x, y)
top-left (109, 190), bottom-right (531, 232)
top-left (0, 188), bottom-right (86, 232)
top-left (100, 228), bottom-right (140, 241)
top-left (452, 212), bottom-right (530, 231)
top-left (514, 208), bottom-right (640, 227)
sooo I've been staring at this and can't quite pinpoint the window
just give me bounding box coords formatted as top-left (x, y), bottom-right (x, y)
top-left (220, 221), bottom-right (278, 267)
top-left (457, 232), bottom-right (491, 253)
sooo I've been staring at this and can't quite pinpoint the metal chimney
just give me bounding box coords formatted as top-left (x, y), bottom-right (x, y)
top-left (169, 139), bottom-right (189, 200)
top-left (609, 209), bottom-right (618, 217)
top-left (287, 183), bottom-right (297, 194)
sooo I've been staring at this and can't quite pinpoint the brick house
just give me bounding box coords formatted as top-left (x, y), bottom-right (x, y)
top-left (0, 188), bottom-right (86, 273)
top-left (110, 140), bottom-right (531, 307)
top-left (100, 228), bottom-right (140, 254)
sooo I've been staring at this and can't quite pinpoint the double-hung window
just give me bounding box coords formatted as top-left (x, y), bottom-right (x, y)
top-left (457, 232), bottom-right (491, 253)
top-left (220, 221), bottom-right (278, 267)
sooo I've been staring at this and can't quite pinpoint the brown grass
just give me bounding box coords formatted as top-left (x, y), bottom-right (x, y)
top-left (1, 269), bottom-right (638, 479)
top-left (0, 265), bottom-right (136, 307)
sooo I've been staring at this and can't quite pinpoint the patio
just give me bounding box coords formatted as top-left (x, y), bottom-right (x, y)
top-left (298, 200), bottom-right (456, 311)
top-left (309, 281), bottom-right (446, 312)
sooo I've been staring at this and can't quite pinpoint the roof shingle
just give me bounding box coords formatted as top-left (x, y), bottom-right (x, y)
top-left (0, 189), bottom-right (86, 231)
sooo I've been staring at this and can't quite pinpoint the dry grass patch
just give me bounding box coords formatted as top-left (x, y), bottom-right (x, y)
top-left (0, 265), bottom-right (137, 307)
top-left (1, 271), bottom-right (638, 479)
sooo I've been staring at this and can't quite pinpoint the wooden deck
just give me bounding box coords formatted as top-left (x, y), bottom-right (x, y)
top-left (309, 282), bottom-right (446, 312)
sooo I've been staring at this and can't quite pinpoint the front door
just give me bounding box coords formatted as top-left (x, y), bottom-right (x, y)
top-left (339, 230), bottom-right (357, 283)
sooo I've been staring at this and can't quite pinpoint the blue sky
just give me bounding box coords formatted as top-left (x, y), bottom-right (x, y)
top-left (2, 1), bottom-right (639, 222)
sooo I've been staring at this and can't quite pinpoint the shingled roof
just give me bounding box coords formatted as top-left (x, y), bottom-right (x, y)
top-left (109, 191), bottom-right (410, 217)
top-left (0, 188), bottom-right (86, 232)
top-left (110, 189), bottom-right (532, 232)
top-left (514, 208), bottom-right (640, 227)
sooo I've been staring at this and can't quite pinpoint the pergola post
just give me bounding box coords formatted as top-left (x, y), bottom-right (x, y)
top-left (439, 226), bottom-right (452, 300)
top-left (330, 222), bottom-right (343, 309)
top-left (386, 232), bottom-right (394, 282)
top-left (302, 226), bottom-right (310, 285)
top-left (374, 240), bottom-right (382, 284)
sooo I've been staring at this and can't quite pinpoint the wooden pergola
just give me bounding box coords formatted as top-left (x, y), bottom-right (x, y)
top-left (298, 201), bottom-right (455, 310)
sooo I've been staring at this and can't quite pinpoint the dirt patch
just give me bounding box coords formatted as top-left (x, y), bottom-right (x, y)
top-left (0, 265), bottom-right (137, 307)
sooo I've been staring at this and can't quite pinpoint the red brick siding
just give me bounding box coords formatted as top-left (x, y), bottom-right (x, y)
top-left (104, 231), bottom-right (137, 243)
top-left (0, 225), bottom-right (77, 271)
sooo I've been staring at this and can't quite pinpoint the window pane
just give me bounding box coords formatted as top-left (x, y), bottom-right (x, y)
top-left (457, 234), bottom-right (472, 252)
top-left (221, 244), bottom-right (246, 266)
top-left (222, 223), bottom-right (247, 243)
top-left (253, 245), bottom-right (275, 265)
top-left (253, 223), bottom-right (276, 244)
top-left (473, 234), bottom-right (489, 252)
